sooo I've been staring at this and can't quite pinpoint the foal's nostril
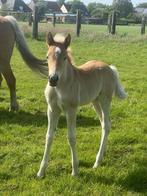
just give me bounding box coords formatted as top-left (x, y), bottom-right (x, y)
top-left (49, 74), bottom-right (59, 85)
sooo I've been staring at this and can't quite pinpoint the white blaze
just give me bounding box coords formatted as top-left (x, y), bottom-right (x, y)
top-left (55, 47), bottom-right (61, 58)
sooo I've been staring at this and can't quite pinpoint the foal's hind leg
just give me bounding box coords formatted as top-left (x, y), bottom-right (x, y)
top-left (0, 72), bottom-right (3, 87)
top-left (93, 95), bottom-right (111, 168)
top-left (2, 67), bottom-right (19, 111)
top-left (93, 99), bottom-right (102, 125)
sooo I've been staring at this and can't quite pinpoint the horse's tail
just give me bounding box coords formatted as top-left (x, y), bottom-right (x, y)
top-left (5, 16), bottom-right (48, 76)
top-left (110, 65), bottom-right (127, 99)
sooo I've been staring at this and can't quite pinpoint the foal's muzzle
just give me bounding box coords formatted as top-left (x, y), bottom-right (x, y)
top-left (49, 74), bottom-right (59, 87)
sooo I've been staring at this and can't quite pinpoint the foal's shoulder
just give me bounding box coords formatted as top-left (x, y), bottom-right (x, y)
top-left (78, 60), bottom-right (108, 72)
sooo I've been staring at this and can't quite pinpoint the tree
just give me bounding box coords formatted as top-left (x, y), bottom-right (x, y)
top-left (57, 0), bottom-right (65, 6)
top-left (113, 0), bottom-right (133, 17)
top-left (36, 1), bottom-right (48, 21)
top-left (87, 2), bottom-right (110, 18)
top-left (137, 3), bottom-right (147, 8)
top-left (67, 1), bottom-right (88, 16)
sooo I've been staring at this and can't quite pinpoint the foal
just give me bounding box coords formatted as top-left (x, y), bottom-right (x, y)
top-left (37, 33), bottom-right (127, 177)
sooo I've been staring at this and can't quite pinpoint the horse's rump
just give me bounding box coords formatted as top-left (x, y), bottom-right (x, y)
top-left (0, 16), bottom-right (15, 66)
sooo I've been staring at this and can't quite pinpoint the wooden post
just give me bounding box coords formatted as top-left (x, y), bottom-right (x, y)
top-left (32, 5), bottom-right (38, 39)
top-left (52, 13), bottom-right (56, 27)
top-left (111, 11), bottom-right (116, 35)
top-left (76, 10), bottom-right (81, 37)
top-left (141, 16), bottom-right (146, 35)
top-left (28, 12), bottom-right (33, 26)
top-left (107, 14), bottom-right (112, 34)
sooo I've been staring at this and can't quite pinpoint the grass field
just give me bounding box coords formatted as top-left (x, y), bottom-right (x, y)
top-left (0, 23), bottom-right (147, 195)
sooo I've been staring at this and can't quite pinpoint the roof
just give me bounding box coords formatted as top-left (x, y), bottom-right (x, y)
top-left (135, 7), bottom-right (147, 15)
top-left (63, 4), bottom-right (71, 12)
top-left (0, 0), bottom-right (15, 10)
top-left (0, 0), bottom-right (31, 12)
top-left (13, 0), bottom-right (32, 12)
top-left (46, 1), bottom-right (61, 13)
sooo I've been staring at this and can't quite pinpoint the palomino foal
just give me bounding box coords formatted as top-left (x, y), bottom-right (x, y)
top-left (37, 33), bottom-right (127, 177)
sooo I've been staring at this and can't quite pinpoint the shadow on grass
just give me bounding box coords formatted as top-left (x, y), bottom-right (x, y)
top-left (0, 109), bottom-right (99, 128)
top-left (119, 168), bottom-right (147, 193)
top-left (78, 157), bottom-right (147, 193)
top-left (118, 157), bottom-right (147, 193)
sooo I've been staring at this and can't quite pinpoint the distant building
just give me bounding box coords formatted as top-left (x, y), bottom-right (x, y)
top-left (0, 0), bottom-right (31, 12)
top-left (46, 13), bottom-right (76, 24)
top-left (60, 3), bottom-right (89, 17)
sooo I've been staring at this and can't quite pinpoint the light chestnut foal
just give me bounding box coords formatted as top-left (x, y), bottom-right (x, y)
top-left (37, 33), bottom-right (127, 177)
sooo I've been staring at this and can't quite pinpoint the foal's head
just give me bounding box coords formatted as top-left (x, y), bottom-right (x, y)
top-left (46, 32), bottom-right (71, 87)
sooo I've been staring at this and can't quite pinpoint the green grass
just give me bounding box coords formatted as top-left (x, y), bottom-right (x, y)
top-left (0, 23), bottom-right (147, 195)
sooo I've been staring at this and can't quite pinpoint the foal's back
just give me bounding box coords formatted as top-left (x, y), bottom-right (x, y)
top-left (74, 60), bottom-right (115, 105)
top-left (79, 60), bottom-right (108, 72)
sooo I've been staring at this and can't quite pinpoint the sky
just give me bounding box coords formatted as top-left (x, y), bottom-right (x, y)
top-left (24, 0), bottom-right (147, 6)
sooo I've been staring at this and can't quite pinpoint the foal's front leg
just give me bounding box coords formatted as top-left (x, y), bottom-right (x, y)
top-left (66, 108), bottom-right (78, 176)
top-left (37, 105), bottom-right (61, 178)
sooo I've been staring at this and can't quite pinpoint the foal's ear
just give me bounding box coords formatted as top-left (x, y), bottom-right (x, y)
top-left (46, 32), bottom-right (54, 46)
top-left (64, 34), bottom-right (71, 49)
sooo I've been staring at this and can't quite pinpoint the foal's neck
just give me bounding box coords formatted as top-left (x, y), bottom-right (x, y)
top-left (58, 59), bottom-right (77, 88)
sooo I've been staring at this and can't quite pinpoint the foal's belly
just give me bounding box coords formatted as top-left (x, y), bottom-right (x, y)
top-left (78, 73), bottom-right (102, 106)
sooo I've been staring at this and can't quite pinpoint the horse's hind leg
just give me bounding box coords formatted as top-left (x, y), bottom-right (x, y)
top-left (0, 72), bottom-right (3, 87)
top-left (93, 95), bottom-right (111, 168)
top-left (2, 66), bottom-right (19, 111)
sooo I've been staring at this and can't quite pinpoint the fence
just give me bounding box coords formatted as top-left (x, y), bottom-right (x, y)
top-left (0, 9), bottom-right (146, 38)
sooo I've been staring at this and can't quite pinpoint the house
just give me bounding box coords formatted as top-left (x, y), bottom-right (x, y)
top-left (60, 3), bottom-right (89, 17)
top-left (0, 0), bottom-right (32, 12)
top-left (28, 0), bottom-right (61, 13)
top-left (134, 7), bottom-right (147, 16)
top-left (45, 13), bottom-right (76, 24)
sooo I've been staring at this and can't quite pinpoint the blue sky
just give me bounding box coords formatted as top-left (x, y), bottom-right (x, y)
top-left (24, 0), bottom-right (147, 6)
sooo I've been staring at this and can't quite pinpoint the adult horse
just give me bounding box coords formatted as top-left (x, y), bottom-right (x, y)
top-left (0, 16), bottom-right (47, 111)
top-left (37, 33), bottom-right (127, 177)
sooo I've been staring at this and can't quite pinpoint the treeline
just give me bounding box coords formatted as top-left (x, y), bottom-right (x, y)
top-left (58, 0), bottom-right (147, 24)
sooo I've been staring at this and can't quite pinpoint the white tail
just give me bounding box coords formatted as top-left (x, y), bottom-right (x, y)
top-left (110, 65), bottom-right (127, 99)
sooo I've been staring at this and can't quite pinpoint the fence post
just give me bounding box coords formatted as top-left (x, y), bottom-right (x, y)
top-left (52, 13), bottom-right (56, 27)
top-left (28, 12), bottom-right (33, 26)
top-left (32, 5), bottom-right (38, 39)
top-left (107, 14), bottom-right (112, 34)
top-left (141, 16), bottom-right (146, 35)
top-left (76, 10), bottom-right (81, 37)
top-left (111, 11), bottom-right (116, 35)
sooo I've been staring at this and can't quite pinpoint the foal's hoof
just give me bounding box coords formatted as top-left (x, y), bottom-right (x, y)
top-left (37, 171), bottom-right (45, 179)
top-left (71, 171), bottom-right (78, 176)
top-left (93, 162), bottom-right (100, 168)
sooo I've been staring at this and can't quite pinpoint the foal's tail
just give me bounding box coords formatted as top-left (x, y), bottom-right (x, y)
top-left (110, 65), bottom-right (127, 99)
top-left (5, 16), bottom-right (48, 76)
